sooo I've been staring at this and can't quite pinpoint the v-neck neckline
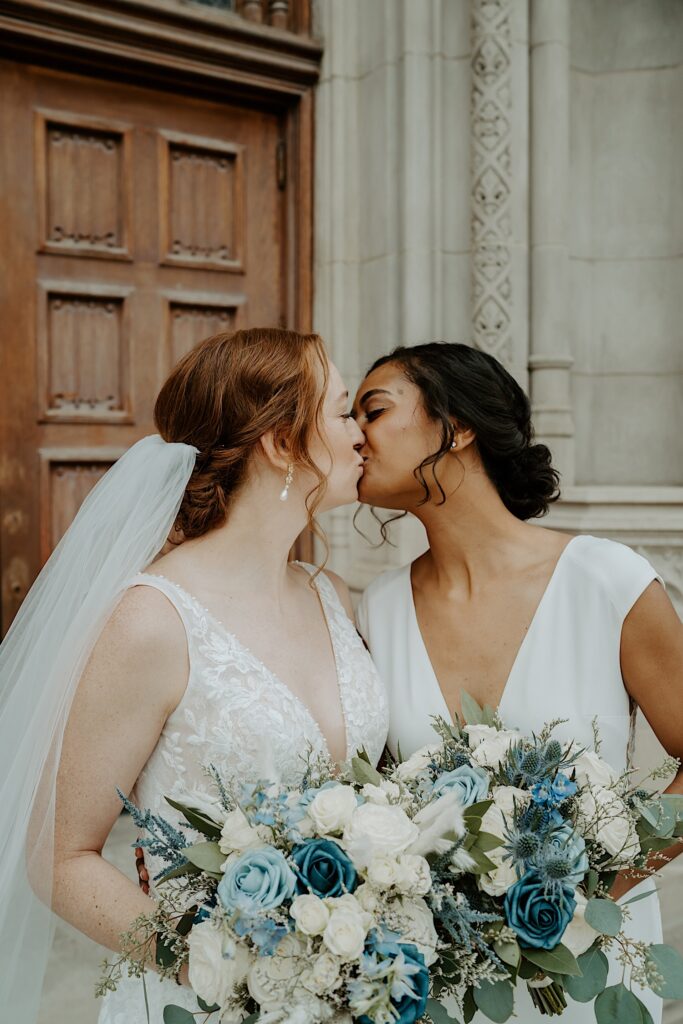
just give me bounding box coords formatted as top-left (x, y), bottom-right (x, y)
top-left (141, 564), bottom-right (350, 764)
top-left (406, 536), bottom-right (579, 722)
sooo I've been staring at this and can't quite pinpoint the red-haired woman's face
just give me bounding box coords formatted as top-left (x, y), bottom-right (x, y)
top-left (307, 360), bottom-right (366, 511)
top-left (352, 363), bottom-right (444, 510)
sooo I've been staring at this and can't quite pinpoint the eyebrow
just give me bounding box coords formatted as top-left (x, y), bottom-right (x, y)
top-left (357, 388), bottom-right (391, 406)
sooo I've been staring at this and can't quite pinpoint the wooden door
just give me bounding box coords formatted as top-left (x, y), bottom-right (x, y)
top-left (0, 60), bottom-right (291, 632)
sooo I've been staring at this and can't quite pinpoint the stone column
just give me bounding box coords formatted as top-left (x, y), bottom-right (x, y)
top-left (529, 0), bottom-right (575, 482)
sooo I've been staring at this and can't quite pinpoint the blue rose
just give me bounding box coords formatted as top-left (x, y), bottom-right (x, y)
top-left (432, 764), bottom-right (490, 807)
top-left (357, 943), bottom-right (429, 1024)
top-left (291, 838), bottom-right (357, 898)
top-left (505, 870), bottom-right (576, 949)
top-left (218, 846), bottom-right (297, 915)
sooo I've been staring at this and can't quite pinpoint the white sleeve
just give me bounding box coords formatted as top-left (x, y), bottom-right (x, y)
top-left (590, 539), bottom-right (664, 621)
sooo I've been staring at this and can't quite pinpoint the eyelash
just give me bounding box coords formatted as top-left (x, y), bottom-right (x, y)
top-left (365, 409), bottom-right (384, 422)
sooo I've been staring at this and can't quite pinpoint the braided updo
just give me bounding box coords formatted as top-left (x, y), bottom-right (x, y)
top-left (368, 343), bottom-right (560, 519)
top-left (154, 327), bottom-right (329, 539)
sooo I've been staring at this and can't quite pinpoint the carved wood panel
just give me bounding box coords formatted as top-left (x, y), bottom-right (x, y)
top-left (159, 131), bottom-right (245, 272)
top-left (38, 449), bottom-right (122, 562)
top-left (35, 110), bottom-right (132, 260)
top-left (37, 281), bottom-right (132, 423)
top-left (165, 292), bottom-right (245, 367)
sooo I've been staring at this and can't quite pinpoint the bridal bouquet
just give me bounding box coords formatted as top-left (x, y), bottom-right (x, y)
top-left (99, 754), bottom-right (452, 1024)
top-left (389, 694), bottom-right (683, 1024)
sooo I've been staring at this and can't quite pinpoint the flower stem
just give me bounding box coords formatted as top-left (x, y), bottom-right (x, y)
top-left (527, 981), bottom-right (567, 1015)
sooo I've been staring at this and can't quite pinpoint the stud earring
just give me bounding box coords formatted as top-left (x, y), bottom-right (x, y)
top-left (279, 464), bottom-right (294, 502)
top-left (451, 439), bottom-right (457, 450)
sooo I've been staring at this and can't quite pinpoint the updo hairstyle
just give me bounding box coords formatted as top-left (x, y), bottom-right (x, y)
top-left (370, 342), bottom-right (560, 519)
top-left (154, 327), bottom-right (329, 539)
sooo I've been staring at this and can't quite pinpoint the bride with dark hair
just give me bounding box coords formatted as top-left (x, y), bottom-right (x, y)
top-left (353, 342), bottom-right (683, 1024)
top-left (0, 327), bottom-right (388, 1022)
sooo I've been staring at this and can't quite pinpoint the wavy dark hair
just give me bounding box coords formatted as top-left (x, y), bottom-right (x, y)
top-left (365, 342), bottom-right (560, 523)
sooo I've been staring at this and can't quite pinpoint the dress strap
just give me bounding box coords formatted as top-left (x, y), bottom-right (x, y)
top-left (294, 561), bottom-right (347, 620)
top-left (126, 572), bottom-right (199, 654)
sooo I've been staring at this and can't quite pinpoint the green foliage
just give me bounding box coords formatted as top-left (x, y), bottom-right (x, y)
top-left (564, 946), bottom-right (609, 1002)
top-left (520, 943), bottom-right (581, 977)
top-left (165, 797), bottom-right (222, 840)
top-left (180, 841), bottom-right (225, 875)
top-left (594, 984), bottom-right (654, 1024)
top-left (473, 978), bottom-right (514, 1023)
top-left (584, 898), bottom-right (622, 936)
top-left (352, 754), bottom-right (383, 787)
top-left (646, 944), bottom-right (683, 999)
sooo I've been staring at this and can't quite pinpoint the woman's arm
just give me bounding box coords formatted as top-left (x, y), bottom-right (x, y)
top-left (612, 580), bottom-right (683, 898)
top-left (51, 585), bottom-right (188, 956)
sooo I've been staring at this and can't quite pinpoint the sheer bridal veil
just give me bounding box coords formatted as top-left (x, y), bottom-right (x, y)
top-left (0, 435), bottom-right (198, 1019)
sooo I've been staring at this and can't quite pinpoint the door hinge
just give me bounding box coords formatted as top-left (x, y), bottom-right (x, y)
top-left (276, 139), bottom-right (287, 190)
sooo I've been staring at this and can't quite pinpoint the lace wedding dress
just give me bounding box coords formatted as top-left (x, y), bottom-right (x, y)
top-left (98, 562), bottom-right (389, 1024)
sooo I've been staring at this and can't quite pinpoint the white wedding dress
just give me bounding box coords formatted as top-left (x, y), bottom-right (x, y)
top-left (357, 535), bottom-right (664, 1024)
top-left (98, 562), bottom-right (389, 1024)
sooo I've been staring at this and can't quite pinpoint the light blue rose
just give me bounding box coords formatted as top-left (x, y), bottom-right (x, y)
top-left (218, 846), bottom-right (297, 915)
top-left (505, 870), bottom-right (576, 949)
top-left (432, 764), bottom-right (490, 807)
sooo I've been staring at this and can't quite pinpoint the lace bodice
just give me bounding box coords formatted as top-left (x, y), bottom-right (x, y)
top-left (99, 562), bottom-right (388, 1024)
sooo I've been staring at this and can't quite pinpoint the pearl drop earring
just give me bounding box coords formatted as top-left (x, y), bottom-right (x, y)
top-left (279, 464), bottom-right (294, 502)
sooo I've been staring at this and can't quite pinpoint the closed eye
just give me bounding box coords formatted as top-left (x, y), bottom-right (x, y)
top-left (365, 409), bottom-right (385, 422)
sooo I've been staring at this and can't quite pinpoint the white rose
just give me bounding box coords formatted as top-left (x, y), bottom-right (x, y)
top-left (367, 854), bottom-right (401, 889)
top-left (393, 897), bottom-right (439, 967)
top-left (354, 883), bottom-right (380, 914)
top-left (325, 893), bottom-right (373, 931)
top-left (309, 785), bottom-right (358, 835)
top-left (577, 787), bottom-right (640, 866)
top-left (174, 787), bottom-right (227, 825)
top-left (306, 951), bottom-right (342, 994)
top-left (290, 894), bottom-right (330, 936)
top-left (408, 790), bottom-right (465, 857)
top-left (362, 780), bottom-right (400, 805)
top-left (323, 908), bottom-right (368, 962)
top-left (479, 854), bottom-right (519, 897)
top-left (219, 806), bottom-right (263, 856)
top-left (342, 803), bottom-right (419, 868)
top-left (395, 854), bottom-right (432, 896)
top-left (465, 725), bottom-right (520, 770)
top-left (572, 751), bottom-right (617, 790)
top-left (187, 921), bottom-right (250, 1008)
top-left (490, 785), bottom-right (530, 821)
top-left (247, 933), bottom-right (305, 1008)
top-left (395, 743), bottom-right (444, 780)
top-left (562, 890), bottom-right (600, 958)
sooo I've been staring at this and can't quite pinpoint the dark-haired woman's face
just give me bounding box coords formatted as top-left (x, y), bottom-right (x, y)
top-left (352, 363), bottom-right (444, 510)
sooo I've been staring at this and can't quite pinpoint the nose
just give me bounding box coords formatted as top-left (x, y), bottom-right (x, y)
top-left (350, 417), bottom-right (365, 448)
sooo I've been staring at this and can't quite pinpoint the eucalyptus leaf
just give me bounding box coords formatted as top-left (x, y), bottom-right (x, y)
top-left (197, 996), bottom-right (220, 1012)
top-left (646, 943), bottom-right (683, 999)
top-left (494, 938), bottom-right (521, 968)
top-left (620, 887), bottom-right (658, 907)
top-left (521, 944), bottom-right (581, 977)
top-left (466, 846), bottom-right (498, 874)
top-left (180, 841), bottom-right (225, 874)
top-left (595, 984), bottom-right (649, 1024)
top-left (163, 1006), bottom-right (195, 1024)
top-left (155, 936), bottom-right (176, 971)
top-left (425, 996), bottom-right (459, 1023)
top-left (585, 869), bottom-right (599, 898)
top-left (464, 800), bottom-right (494, 834)
top-left (157, 861), bottom-right (199, 884)
top-left (352, 754), bottom-right (382, 787)
top-left (461, 691), bottom-right (486, 725)
top-left (463, 987), bottom-right (477, 1023)
top-left (482, 704), bottom-right (498, 727)
top-left (165, 797), bottom-right (222, 839)
top-left (584, 898), bottom-right (622, 936)
top-left (475, 830), bottom-right (505, 853)
top-left (473, 978), bottom-right (514, 1023)
top-left (564, 946), bottom-right (609, 1002)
